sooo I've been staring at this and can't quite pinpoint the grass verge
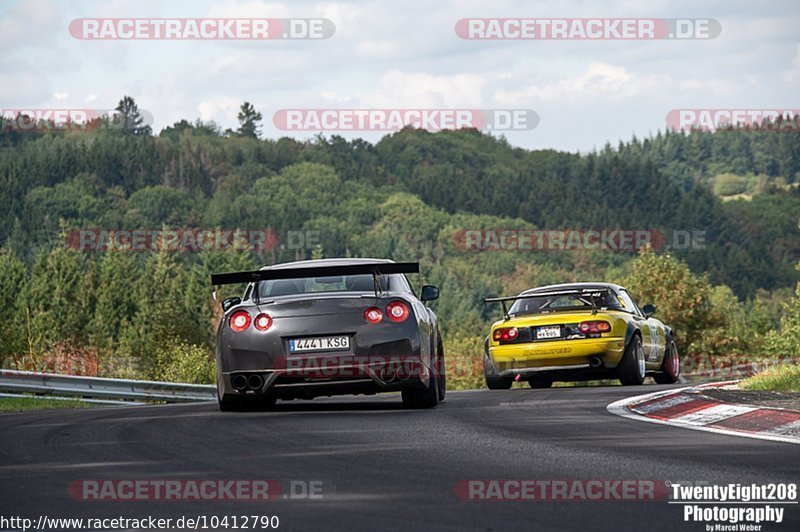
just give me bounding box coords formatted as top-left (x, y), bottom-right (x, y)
top-left (739, 364), bottom-right (800, 392)
top-left (0, 395), bottom-right (95, 413)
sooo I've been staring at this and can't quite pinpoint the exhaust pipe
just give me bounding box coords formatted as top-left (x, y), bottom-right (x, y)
top-left (380, 367), bottom-right (397, 383)
top-left (589, 356), bottom-right (604, 369)
top-left (247, 374), bottom-right (264, 391)
top-left (231, 374), bottom-right (248, 391)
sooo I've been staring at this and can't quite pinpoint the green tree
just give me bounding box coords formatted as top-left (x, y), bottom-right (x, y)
top-left (237, 102), bottom-right (262, 139)
top-left (763, 263), bottom-right (800, 356)
top-left (621, 248), bottom-right (720, 354)
top-left (25, 247), bottom-right (94, 348)
top-left (114, 95), bottom-right (152, 135)
top-left (91, 250), bottom-right (140, 354)
top-left (184, 246), bottom-right (257, 347)
top-left (21, 245), bottom-right (99, 373)
top-left (120, 247), bottom-right (194, 378)
top-left (0, 251), bottom-right (27, 361)
top-left (125, 185), bottom-right (194, 226)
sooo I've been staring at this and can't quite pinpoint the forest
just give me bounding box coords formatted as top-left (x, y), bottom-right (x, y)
top-left (1, 99), bottom-right (798, 387)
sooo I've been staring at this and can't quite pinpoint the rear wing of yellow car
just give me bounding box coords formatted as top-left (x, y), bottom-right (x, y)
top-left (484, 287), bottom-right (611, 319)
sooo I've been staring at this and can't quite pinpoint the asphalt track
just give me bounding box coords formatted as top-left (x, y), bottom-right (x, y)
top-left (1, 385), bottom-right (798, 531)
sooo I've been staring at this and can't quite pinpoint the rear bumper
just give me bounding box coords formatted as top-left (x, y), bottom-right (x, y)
top-left (218, 354), bottom-right (432, 400)
top-left (488, 336), bottom-right (626, 376)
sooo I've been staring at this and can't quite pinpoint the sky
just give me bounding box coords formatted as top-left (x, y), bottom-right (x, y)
top-left (1, 0), bottom-right (798, 152)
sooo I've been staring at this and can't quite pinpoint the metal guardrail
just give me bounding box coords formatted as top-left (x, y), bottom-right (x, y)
top-left (0, 369), bottom-right (215, 403)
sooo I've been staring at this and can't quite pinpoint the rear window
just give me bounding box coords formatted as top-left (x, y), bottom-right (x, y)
top-left (256, 273), bottom-right (404, 298)
top-left (509, 290), bottom-right (622, 316)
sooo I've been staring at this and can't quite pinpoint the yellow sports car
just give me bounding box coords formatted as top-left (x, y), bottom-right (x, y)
top-left (483, 283), bottom-right (680, 388)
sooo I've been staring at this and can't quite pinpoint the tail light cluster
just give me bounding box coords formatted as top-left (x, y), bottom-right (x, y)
top-left (578, 320), bottom-right (611, 334)
top-left (493, 327), bottom-right (519, 341)
top-left (364, 301), bottom-right (410, 324)
top-left (364, 307), bottom-right (383, 324)
top-left (229, 310), bottom-right (272, 333)
top-left (491, 321), bottom-right (612, 342)
top-left (231, 302), bottom-right (410, 331)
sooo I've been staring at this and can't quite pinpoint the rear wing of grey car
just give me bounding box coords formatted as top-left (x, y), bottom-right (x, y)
top-left (211, 262), bottom-right (420, 300)
top-left (484, 287), bottom-right (612, 319)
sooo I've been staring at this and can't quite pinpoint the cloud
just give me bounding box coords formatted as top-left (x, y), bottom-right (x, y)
top-left (0, 0), bottom-right (63, 51)
top-left (783, 44), bottom-right (800, 83)
top-left (495, 62), bottom-right (658, 104)
top-left (356, 40), bottom-right (400, 58)
top-left (494, 61), bottom-right (743, 107)
top-left (2, 0), bottom-right (797, 151)
top-left (364, 70), bottom-right (487, 108)
top-left (198, 96), bottom-right (243, 125)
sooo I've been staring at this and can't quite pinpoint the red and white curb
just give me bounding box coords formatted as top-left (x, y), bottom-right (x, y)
top-left (607, 382), bottom-right (800, 445)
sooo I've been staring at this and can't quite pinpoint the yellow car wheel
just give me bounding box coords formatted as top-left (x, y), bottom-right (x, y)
top-left (528, 376), bottom-right (553, 389)
top-left (617, 334), bottom-right (646, 386)
top-left (485, 375), bottom-right (513, 390)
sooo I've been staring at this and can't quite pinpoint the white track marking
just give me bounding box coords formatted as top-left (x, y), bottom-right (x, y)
top-left (630, 394), bottom-right (696, 414)
top-left (670, 404), bottom-right (756, 426)
top-left (607, 386), bottom-right (800, 445)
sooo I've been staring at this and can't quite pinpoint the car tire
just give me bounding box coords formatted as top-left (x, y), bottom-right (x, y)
top-left (253, 392), bottom-right (277, 411)
top-left (219, 393), bottom-right (276, 412)
top-left (654, 338), bottom-right (680, 384)
top-left (437, 336), bottom-right (446, 402)
top-left (618, 334), bottom-right (646, 386)
top-left (402, 370), bottom-right (440, 409)
top-left (528, 376), bottom-right (553, 389)
top-left (485, 376), bottom-right (513, 390)
top-left (483, 343), bottom-right (512, 389)
top-left (218, 394), bottom-right (245, 412)
top-left (217, 374), bottom-right (244, 412)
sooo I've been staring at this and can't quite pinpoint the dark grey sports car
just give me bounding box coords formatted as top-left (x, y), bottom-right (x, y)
top-left (210, 258), bottom-right (444, 411)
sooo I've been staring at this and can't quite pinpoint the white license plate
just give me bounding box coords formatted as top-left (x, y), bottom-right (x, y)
top-left (289, 336), bottom-right (350, 353)
top-left (536, 326), bottom-right (561, 339)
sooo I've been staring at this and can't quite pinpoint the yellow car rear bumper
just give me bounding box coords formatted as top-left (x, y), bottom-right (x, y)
top-left (488, 336), bottom-right (626, 374)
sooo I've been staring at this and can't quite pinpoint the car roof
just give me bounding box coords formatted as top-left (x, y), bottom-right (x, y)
top-left (259, 258), bottom-right (394, 271)
top-left (519, 282), bottom-right (625, 295)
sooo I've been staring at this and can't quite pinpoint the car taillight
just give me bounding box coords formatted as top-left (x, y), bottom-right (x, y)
top-left (364, 307), bottom-right (383, 324)
top-left (230, 310), bottom-right (251, 332)
top-left (386, 301), bottom-right (410, 323)
top-left (578, 320), bottom-right (611, 334)
top-left (493, 327), bottom-right (519, 341)
top-left (254, 313), bottom-right (272, 331)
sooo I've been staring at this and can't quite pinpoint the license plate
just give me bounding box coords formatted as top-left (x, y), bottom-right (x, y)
top-left (289, 336), bottom-right (350, 353)
top-left (536, 325), bottom-right (561, 340)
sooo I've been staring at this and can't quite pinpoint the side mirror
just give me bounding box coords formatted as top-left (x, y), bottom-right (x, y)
top-left (420, 285), bottom-right (439, 302)
top-left (222, 296), bottom-right (242, 312)
top-left (642, 304), bottom-right (656, 317)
